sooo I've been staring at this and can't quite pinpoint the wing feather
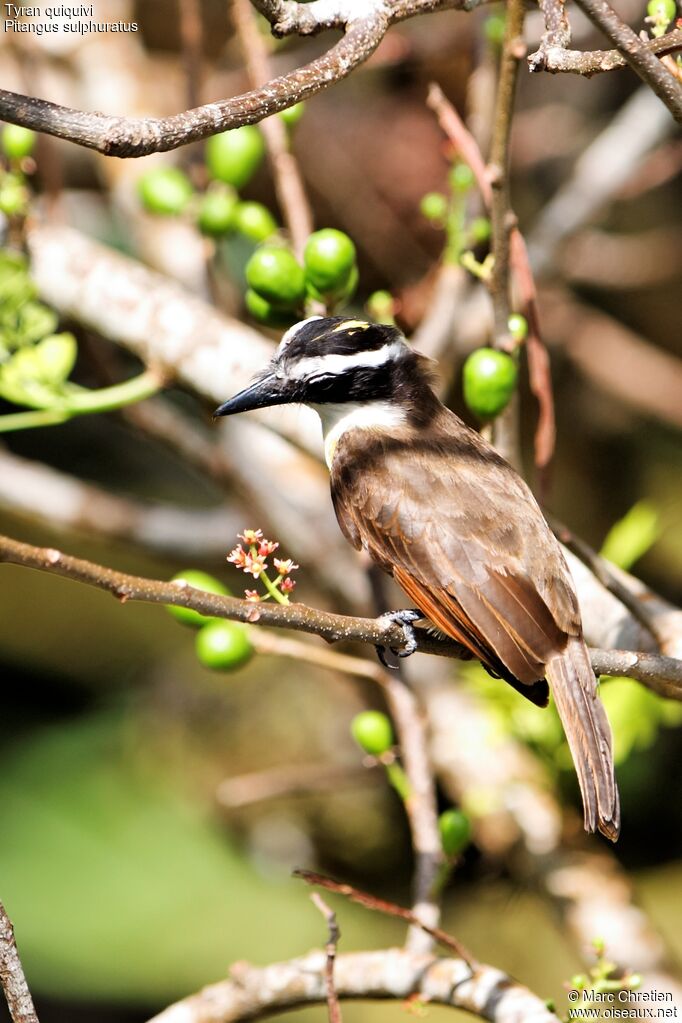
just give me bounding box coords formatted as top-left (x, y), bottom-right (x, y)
top-left (331, 424), bottom-right (577, 700)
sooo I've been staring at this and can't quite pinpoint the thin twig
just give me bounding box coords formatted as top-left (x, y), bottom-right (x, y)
top-left (232, 0), bottom-right (314, 257)
top-left (426, 84), bottom-right (556, 472)
top-left (486, 0), bottom-right (526, 470)
top-left (571, 0), bottom-right (682, 124)
top-left (381, 672), bottom-right (444, 950)
top-left (310, 894), bottom-right (342, 1023)
top-left (0, 532), bottom-right (680, 693)
top-left (0, 902), bottom-right (39, 1023)
top-left (249, 629), bottom-right (385, 682)
top-left (294, 869), bottom-right (477, 968)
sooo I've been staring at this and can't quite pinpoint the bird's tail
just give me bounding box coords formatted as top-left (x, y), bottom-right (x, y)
top-left (546, 637), bottom-right (620, 841)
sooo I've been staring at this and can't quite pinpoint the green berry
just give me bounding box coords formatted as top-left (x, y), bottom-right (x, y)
top-left (469, 217), bottom-right (491, 244)
top-left (245, 288), bottom-right (295, 326)
top-left (507, 313), bottom-right (528, 342)
top-left (138, 167), bottom-right (193, 215)
top-left (420, 192), bottom-right (448, 223)
top-left (205, 126), bottom-right (265, 189)
top-left (245, 246), bottom-right (306, 307)
top-left (366, 289), bottom-right (395, 325)
top-left (647, 0), bottom-right (676, 19)
top-left (449, 163), bottom-right (475, 193)
top-left (351, 711), bottom-right (394, 756)
top-left (195, 620), bottom-right (254, 672)
top-left (438, 809), bottom-right (472, 857)
top-left (0, 172), bottom-right (29, 216)
top-left (1, 124), bottom-right (36, 160)
top-left (484, 13), bottom-right (506, 47)
top-left (278, 102), bottom-right (305, 127)
top-left (166, 570), bottom-right (230, 628)
top-left (233, 201), bottom-right (278, 242)
top-left (462, 348), bottom-right (518, 420)
top-left (197, 186), bottom-right (238, 235)
top-left (304, 229), bottom-right (357, 295)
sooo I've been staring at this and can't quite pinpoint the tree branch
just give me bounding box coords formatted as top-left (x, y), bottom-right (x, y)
top-left (529, 27), bottom-right (682, 75)
top-left (0, 902), bottom-right (39, 1023)
top-left (146, 948), bottom-right (559, 1023)
top-left (0, 0), bottom-right (473, 156)
top-left (570, 0), bottom-right (682, 124)
top-left (0, 532), bottom-right (680, 696)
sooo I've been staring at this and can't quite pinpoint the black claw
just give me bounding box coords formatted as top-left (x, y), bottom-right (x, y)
top-left (374, 609), bottom-right (422, 667)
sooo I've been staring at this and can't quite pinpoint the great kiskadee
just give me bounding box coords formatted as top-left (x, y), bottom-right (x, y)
top-left (215, 316), bottom-right (620, 840)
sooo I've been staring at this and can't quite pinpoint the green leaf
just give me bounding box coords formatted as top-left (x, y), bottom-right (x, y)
top-left (15, 300), bottom-right (59, 347)
top-left (0, 347), bottom-right (65, 408)
top-left (600, 501), bottom-right (660, 570)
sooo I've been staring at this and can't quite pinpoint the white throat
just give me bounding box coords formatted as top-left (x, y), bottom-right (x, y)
top-left (311, 401), bottom-right (406, 469)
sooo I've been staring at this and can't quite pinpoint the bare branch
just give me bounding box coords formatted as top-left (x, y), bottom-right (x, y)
top-left (569, 0), bottom-right (682, 123)
top-left (0, 902), bottom-right (39, 1023)
top-left (532, 0), bottom-right (572, 69)
top-left (147, 947), bottom-right (559, 1023)
top-left (0, 531), bottom-right (680, 696)
top-left (0, 1), bottom-right (473, 156)
top-left (529, 27), bottom-right (682, 75)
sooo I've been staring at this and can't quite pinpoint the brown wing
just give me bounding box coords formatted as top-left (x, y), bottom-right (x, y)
top-left (331, 418), bottom-right (581, 702)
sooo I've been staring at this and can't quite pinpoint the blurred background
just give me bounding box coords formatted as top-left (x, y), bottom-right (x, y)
top-left (1, 0), bottom-right (681, 1021)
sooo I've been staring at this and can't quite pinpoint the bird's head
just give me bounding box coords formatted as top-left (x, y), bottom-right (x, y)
top-left (214, 316), bottom-right (417, 418)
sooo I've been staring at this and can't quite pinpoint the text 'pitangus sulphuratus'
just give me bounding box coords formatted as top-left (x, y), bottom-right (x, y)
top-left (215, 316), bottom-right (620, 841)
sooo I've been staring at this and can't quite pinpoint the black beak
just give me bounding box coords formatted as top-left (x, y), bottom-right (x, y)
top-left (213, 371), bottom-right (294, 418)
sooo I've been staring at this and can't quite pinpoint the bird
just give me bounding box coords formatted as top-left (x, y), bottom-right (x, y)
top-left (214, 315), bottom-right (620, 841)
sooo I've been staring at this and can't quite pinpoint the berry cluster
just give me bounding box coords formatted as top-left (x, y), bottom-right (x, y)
top-left (245, 228), bottom-right (358, 326)
top-left (166, 568), bottom-right (254, 673)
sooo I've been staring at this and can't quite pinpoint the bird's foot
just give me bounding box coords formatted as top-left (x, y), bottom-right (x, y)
top-left (375, 609), bottom-right (422, 669)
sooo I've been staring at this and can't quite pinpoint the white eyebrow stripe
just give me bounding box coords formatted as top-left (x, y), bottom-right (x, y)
top-left (289, 340), bottom-right (403, 379)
